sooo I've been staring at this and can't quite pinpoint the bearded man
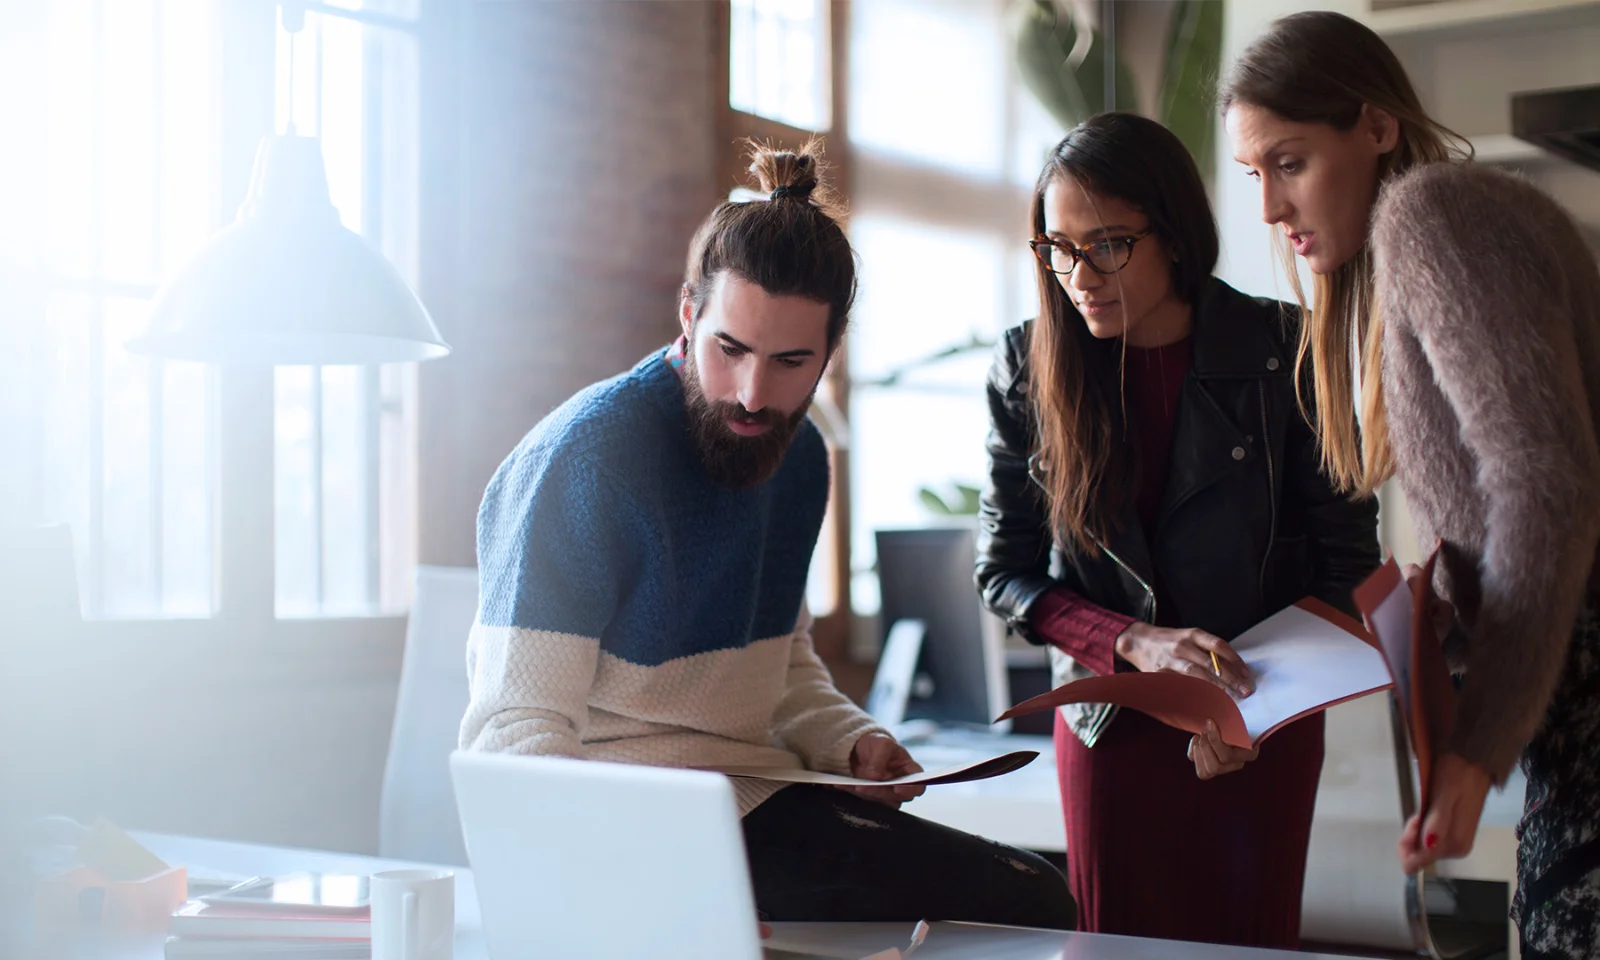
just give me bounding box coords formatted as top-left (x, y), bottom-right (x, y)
top-left (459, 145), bottom-right (1074, 930)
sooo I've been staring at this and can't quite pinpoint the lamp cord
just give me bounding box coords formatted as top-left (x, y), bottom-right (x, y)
top-left (282, 1), bottom-right (306, 135)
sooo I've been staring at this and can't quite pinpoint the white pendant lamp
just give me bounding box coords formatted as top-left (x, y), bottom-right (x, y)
top-left (127, 4), bottom-right (448, 365)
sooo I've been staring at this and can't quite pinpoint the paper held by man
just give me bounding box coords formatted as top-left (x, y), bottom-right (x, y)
top-left (997, 598), bottom-right (1395, 749)
top-left (705, 751), bottom-right (1038, 787)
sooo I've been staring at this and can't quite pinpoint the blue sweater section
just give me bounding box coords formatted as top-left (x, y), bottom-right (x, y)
top-left (476, 349), bottom-right (831, 667)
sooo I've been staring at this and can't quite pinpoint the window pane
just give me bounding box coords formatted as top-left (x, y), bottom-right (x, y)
top-left (376, 363), bottom-right (416, 611)
top-left (849, 0), bottom-right (1004, 176)
top-left (101, 0), bottom-right (157, 285)
top-left (847, 215), bottom-right (1007, 615)
top-left (848, 216), bottom-right (1006, 386)
top-left (275, 362), bottom-right (414, 618)
top-left (100, 297), bottom-right (158, 616)
top-left (319, 365), bottom-right (371, 615)
top-left (1011, 80), bottom-right (1065, 191)
top-left (44, 0), bottom-right (96, 280)
top-left (3, 0), bottom-right (220, 619)
top-left (274, 366), bottom-right (318, 618)
top-left (729, 0), bottom-right (830, 131)
top-left (159, 0), bottom-right (221, 274)
top-left (160, 356), bottom-right (213, 616)
top-left (21, 293), bottom-right (96, 592)
top-left (849, 390), bottom-right (995, 615)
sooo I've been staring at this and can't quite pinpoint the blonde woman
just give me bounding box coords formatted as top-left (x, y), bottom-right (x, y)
top-left (1223, 13), bottom-right (1600, 958)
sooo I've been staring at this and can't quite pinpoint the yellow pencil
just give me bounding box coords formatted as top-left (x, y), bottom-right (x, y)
top-left (1210, 650), bottom-right (1221, 676)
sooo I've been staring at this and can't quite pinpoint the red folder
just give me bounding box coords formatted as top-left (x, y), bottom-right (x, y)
top-left (1352, 545), bottom-right (1457, 812)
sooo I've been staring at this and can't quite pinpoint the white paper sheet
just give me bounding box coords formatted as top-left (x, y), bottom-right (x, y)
top-left (1230, 604), bottom-right (1394, 744)
top-left (1366, 580), bottom-right (1417, 720)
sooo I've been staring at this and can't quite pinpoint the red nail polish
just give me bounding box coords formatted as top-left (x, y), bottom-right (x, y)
top-left (1425, 833), bottom-right (1439, 850)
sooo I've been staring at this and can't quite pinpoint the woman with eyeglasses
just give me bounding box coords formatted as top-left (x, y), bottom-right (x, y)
top-left (976, 111), bottom-right (1380, 947)
top-left (1223, 13), bottom-right (1600, 958)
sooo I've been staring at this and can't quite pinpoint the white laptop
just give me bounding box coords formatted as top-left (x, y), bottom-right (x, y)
top-left (450, 750), bottom-right (828, 960)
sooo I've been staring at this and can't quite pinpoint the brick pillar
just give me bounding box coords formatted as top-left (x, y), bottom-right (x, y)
top-left (418, 1), bottom-right (720, 567)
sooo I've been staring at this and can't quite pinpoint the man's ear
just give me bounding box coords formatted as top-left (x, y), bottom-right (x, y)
top-left (678, 284), bottom-right (694, 340)
top-left (1362, 103), bottom-right (1401, 155)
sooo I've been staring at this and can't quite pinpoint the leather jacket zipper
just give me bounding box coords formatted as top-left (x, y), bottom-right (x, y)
top-left (1093, 535), bottom-right (1157, 625)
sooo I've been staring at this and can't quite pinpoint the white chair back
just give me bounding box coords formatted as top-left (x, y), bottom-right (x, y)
top-left (379, 565), bottom-right (479, 865)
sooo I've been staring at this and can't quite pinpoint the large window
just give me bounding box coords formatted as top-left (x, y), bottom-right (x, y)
top-left (3, 0), bottom-right (223, 618)
top-left (722, 0), bottom-right (1063, 657)
top-left (0, 0), bottom-right (421, 622)
top-left (844, 0), bottom-right (1061, 630)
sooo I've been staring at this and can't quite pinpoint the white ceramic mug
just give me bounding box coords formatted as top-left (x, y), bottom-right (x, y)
top-left (371, 868), bottom-right (454, 960)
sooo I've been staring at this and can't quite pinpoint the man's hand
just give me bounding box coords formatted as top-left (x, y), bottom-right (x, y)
top-left (1116, 622), bottom-right (1254, 698)
top-left (843, 732), bottom-right (925, 809)
top-left (1398, 752), bottom-right (1492, 875)
top-left (1189, 718), bottom-right (1260, 780)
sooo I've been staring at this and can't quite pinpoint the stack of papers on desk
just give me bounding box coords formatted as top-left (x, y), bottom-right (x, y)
top-left (166, 900), bottom-right (370, 959)
top-left (164, 936), bottom-right (369, 959)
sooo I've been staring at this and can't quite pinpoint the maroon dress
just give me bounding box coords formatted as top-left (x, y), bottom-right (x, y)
top-left (1029, 337), bottom-right (1325, 948)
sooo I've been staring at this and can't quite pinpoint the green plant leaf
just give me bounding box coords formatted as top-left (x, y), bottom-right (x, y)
top-left (1157, 0), bottom-right (1224, 186)
top-left (918, 487), bottom-right (956, 515)
top-left (1009, 0), bottom-right (1138, 133)
top-left (953, 484), bottom-right (983, 514)
top-left (918, 484), bottom-right (983, 516)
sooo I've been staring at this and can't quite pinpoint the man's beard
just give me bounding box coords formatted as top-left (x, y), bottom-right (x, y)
top-left (682, 355), bottom-right (816, 490)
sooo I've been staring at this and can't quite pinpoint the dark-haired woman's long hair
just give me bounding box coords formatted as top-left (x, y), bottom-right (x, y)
top-left (1029, 112), bottom-right (1219, 554)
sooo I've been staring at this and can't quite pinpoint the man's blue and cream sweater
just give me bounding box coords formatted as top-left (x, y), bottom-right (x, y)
top-left (459, 349), bottom-right (884, 814)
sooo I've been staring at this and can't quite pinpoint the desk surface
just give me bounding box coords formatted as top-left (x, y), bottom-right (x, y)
top-left (131, 832), bottom-right (1388, 960)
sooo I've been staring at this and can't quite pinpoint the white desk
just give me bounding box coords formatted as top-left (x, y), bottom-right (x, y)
top-left (120, 832), bottom-right (1388, 960)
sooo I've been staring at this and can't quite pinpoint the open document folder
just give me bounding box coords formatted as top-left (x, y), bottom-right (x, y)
top-left (1353, 545), bottom-right (1456, 811)
top-left (996, 598), bottom-right (1393, 749)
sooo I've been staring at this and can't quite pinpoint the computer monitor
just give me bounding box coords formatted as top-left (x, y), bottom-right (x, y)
top-left (873, 527), bottom-right (1010, 732)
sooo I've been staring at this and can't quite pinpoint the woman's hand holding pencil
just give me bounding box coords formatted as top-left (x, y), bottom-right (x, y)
top-left (1113, 622), bottom-right (1255, 699)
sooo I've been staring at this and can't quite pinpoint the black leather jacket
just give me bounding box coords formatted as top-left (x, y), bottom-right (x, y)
top-left (976, 278), bottom-right (1380, 743)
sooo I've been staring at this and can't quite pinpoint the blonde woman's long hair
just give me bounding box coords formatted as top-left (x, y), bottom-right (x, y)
top-left (1221, 11), bottom-right (1470, 496)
